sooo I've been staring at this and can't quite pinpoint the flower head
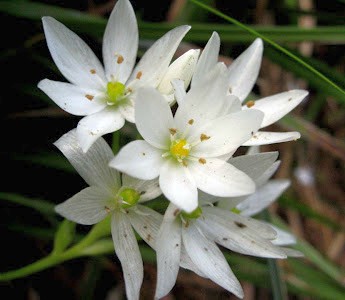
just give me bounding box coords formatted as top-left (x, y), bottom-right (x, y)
top-left (38, 0), bottom-right (198, 152)
top-left (109, 67), bottom-right (265, 212)
top-left (154, 151), bottom-right (301, 299)
top-left (191, 32), bottom-right (309, 146)
top-left (53, 129), bottom-right (162, 300)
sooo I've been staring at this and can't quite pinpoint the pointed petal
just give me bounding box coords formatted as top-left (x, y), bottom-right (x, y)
top-left (42, 17), bottom-right (106, 90)
top-left (270, 225), bottom-right (297, 246)
top-left (54, 128), bottom-right (121, 191)
top-left (182, 223), bottom-right (244, 298)
top-left (76, 107), bottom-right (125, 152)
top-left (243, 90), bottom-right (309, 128)
top-left (155, 205), bottom-right (182, 299)
top-left (227, 38), bottom-right (263, 102)
top-left (109, 140), bottom-right (163, 180)
top-left (135, 88), bottom-right (174, 149)
top-left (243, 131), bottom-right (301, 146)
top-left (281, 247), bottom-right (304, 257)
top-left (255, 160), bottom-right (281, 187)
top-left (127, 205), bottom-right (163, 249)
top-left (111, 212), bottom-right (143, 300)
top-left (122, 174), bottom-right (162, 202)
top-left (228, 151), bottom-right (279, 182)
top-left (128, 25), bottom-right (191, 87)
top-left (238, 180), bottom-right (290, 216)
top-left (159, 159), bottom-right (198, 213)
top-left (174, 63), bottom-right (230, 131)
top-left (188, 158), bottom-right (255, 197)
top-left (103, 0), bottom-right (138, 82)
top-left (191, 32), bottom-right (220, 87)
top-left (171, 79), bottom-right (186, 106)
top-left (157, 49), bottom-right (200, 95)
top-left (200, 208), bottom-right (287, 258)
top-left (55, 186), bottom-right (111, 225)
top-left (204, 206), bottom-right (278, 240)
top-left (38, 79), bottom-right (106, 116)
top-left (190, 110), bottom-right (264, 157)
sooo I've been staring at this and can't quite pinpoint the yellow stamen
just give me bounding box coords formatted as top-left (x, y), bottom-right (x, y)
top-left (170, 139), bottom-right (190, 159)
top-left (246, 100), bottom-right (255, 108)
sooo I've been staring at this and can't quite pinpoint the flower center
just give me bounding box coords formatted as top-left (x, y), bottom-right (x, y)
top-left (181, 206), bottom-right (203, 220)
top-left (170, 139), bottom-right (190, 160)
top-left (119, 188), bottom-right (140, 209)
top-left (107, 81), bottom-right (126, 105)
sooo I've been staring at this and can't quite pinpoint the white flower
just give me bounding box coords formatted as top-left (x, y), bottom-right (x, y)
top-left (38, 0), bottom-right (198, 152)
top-left (214, 148), bottom-right (301, 253)
top-left (191, 32), bottom-right (309, 146)
top-left (154, 199), bottom-right (291, 299)
top-left (109, 67), bottom-right (265, 213)
top-left (53, 129), bottom-right (163, 300)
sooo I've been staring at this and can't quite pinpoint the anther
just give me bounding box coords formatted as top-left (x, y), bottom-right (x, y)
top-left (200, 134), bottom-right (210, 141)
top-left (85, 94), bottom-right (94, 101)
top-left (117, 55), bottom-right (124, 64)
top-left (136, 71), bottom-right (142, 79)
top-left (246, 100), bottom-right (255, 108)
top-left (90, 69), bottom-right (96, 74)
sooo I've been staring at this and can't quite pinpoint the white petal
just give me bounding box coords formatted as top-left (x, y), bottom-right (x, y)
top-left (38, 79), bottom-right (106, 116)
top-left (121, 174), bottom-right (162, 202)
top-left (119, 99), bottom-right (135, 123)
top-left (128, 25), bottom-right (191, 87)
top-left (243, 90), bottom-right (309, 128)
top-left (191, 31), bottom-right (220, 87)
top-left (228, 151), bottom-right (279, 182)
top-left (182, 223), bottom-right (244, 298)
top-left (200, 208), bottom-right (287, 258)
top-left (157, 49), bottom-right (200, 95)
top-left (127, 205), bottom-right (163, 249)
top-left (55, 186), bottom-right (111, 225)
top-left (281, 247), bottom-right (304, 257)
top-left (270, 225), bottom-right (297, 246)
top-left (243, 131), bottom-right (301, 146)
top-left (109, 140), bottom-right (163, 180)
top-left (76, 107), bottom-right (125, 152)
top-left (226, 95), bottom-right (242, 114)
top-left (255, 160), bottom-right (281, 187)
top-left (159, 159), bottom-right (198, 213)
top-left (227, 38), bottom-right (263, 102)
top-left (238, 180), bottom-right (290, 217)
top-left (171, 79), bottom-right (186, 106)
top-left (54, 128), bottom-right (121, 191)
top-left (111, 212), bottom-right (143, 300)
top-left (204, 206), bottom-right (278, 240)
top-left (135, 88), bottom-right (174, 149)
top-left (190, 110), bottom-right (264, 157)
top-left (42, 17), bottom-right (106, 90)
top-left (103, 0), bottom-right (138, 82)
top-left (174, 63), bottom-right (230, 131)
top-left (216, 196), bottom-right (247, 210)
top-left (188, 158), bottom-right (255, 197)
top-left (155, 205), bottom-right (182, 299)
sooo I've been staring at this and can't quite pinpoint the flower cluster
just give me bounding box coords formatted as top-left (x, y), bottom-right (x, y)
top-left (38, 0), bottom-right (307, 299)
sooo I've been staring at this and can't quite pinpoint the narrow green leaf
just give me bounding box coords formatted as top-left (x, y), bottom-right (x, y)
top-left (0, 192), bottom-right (55, 215)
top-left (189, 0), bottom-right (345, 104)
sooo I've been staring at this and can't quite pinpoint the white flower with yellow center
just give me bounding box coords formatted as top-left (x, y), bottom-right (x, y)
top-left (154, 151), bottom-right (302, 299)
top-left (190, 32), bottom-right (309, 146)
top-left (109, 68), bottom-right (265, 213)
top-left (38, 0), bottom-right (198, 152)
top-left (53, 129), bottom-right (162, 300)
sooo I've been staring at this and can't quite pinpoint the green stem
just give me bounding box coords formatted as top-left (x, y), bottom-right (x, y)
top-left (112, 131), bottom-right (120, 154)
